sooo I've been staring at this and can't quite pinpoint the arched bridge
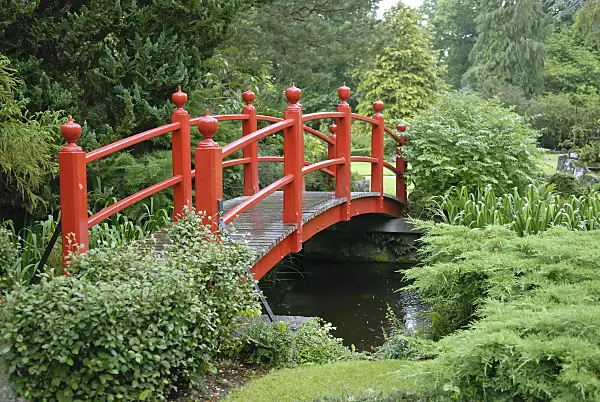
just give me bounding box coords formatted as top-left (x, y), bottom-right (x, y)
top-left (58, 83), bottom-right (408, 279)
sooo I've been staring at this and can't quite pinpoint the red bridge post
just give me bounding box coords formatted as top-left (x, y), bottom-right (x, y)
top-left (196, 110), bottom-right (222, 231)
top-left (283, 83), bottom-right (304, 252)
top-left (396, 124), bottom-right (408, 203)
top-left (371, 99), bottom-right (384, 211)
top-left (335, 83), bottom-right (352, 221)
top-left (242, 89), bottom-right (259, 195)
top-left (327, 123), bottom-right (337, 187)
top-left (59, 116), bottom-right (88, 267)
top-left (171, 87), bottom-right (192, 220)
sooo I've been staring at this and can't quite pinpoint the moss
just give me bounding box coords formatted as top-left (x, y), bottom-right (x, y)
top-left (374, 251), bottom-right (389, 262)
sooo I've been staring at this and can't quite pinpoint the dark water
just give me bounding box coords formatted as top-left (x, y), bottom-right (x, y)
top-left (261, 261), bottom-right (423, 351)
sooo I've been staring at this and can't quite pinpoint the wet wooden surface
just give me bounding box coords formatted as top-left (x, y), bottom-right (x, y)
top-left (153, 191), bottom-right (397, 263)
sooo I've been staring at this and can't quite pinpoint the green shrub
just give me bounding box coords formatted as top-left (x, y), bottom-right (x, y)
top-left (401, 224), bottom-right (600, 400)
top-left (430, 184), bottom-right (600, 236)
top-left (237, 318), bottom-right (359, 368)
top-left (547, 172), bottom-right (584, 196)
top-left (0, 211), bottom-right (260, 401)
top-left (313, 389), bottom-right (452, 401)
top-left (0, 226), bottom-right (19, 275)
top-left (405, 91), bottom-right (542, 202)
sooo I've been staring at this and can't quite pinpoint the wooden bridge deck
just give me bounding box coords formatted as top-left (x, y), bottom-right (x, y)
top-left (153, 191), bottom-right (401, 264)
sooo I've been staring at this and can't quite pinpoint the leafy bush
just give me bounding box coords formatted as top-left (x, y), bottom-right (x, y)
top-left (546, 172), bottom-right (584, 196)
top-left (0, 211), bottom-right (259, 401)
top-left (313, 389), bottom-right (451, 402)
top-left (430, 184), bottom-right (600, 235)
top-left (237, 318), bottom-right (359, 368)
top-left (398, 224), bottom-right (600, 400)
top-left (404, 91), bottom-right (542, 202)
top-left (0, 226), bottom-right (19, 276)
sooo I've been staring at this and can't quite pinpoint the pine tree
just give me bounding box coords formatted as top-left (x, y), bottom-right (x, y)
top-left (462, 0), bottom-right (548, 96)
top-left (356, 4), bottom-right (440, 119)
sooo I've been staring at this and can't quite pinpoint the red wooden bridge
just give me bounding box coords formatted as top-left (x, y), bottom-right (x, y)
top-left (58, 83), bottom-right (408, 279)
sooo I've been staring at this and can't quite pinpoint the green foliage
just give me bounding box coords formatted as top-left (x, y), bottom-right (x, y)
top-left (527, 92), bottom-right (600, 150)
top-left (431, 184), bottom-right (600, 235)
top-left (405, 225), bottom-right (600, 400)
top-left (574, 0), bottom-right (600, 48)
top-left (0, 227), bottom-right (19, 277)
top-left (405, 91), bottom-right (542, 201)
top-left (546, 172), bottom-right (584, 196)
top-left (356, 4), bottom-right (440, 120)
top-left (0, 211), bottom-right (259, 401)
top-left (237, 318), bottom-right (358, 368)
top-left (462, 0), bottom-right (548, 96)
top-left (313, 389), bottom-right (451, 402)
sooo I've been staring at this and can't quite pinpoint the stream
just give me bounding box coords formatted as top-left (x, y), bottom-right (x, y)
top-left (261, 260), bottom-right (424, 351)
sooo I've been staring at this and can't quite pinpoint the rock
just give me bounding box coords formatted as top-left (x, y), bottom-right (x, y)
top-left (352, 179), bottom-right (370, 192)
top-left (556, 154), bottom-right (599, 187)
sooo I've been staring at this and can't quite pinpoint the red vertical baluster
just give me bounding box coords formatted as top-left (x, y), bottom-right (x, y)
top-left (242, 89), bottom-right (259, 195)
top-left (335, 82), bottom-right (352, 221)
top-left (396, 124), bottom-right (408, 203)
top-left (171, 87), bottom-right (192, 220)
top-left (327, 123), bottom-right (337, 187)
top-left (195, 110), bottom-right (222, 232)
top-left (59, 116), bottom-right (88, 269)
top-left (283, 82), bottom-right (304, 252)
top-left (371, 98), bottom-right (384, 211)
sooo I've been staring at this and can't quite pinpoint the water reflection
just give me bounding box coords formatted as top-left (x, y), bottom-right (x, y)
top-left (261, 261), bottom-right (424, 351)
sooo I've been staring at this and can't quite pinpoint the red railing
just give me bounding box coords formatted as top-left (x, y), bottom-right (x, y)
top-left (58, 83), bottom-right (408, 265)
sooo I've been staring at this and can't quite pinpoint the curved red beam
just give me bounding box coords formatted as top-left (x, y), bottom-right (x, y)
top-left (257, 156), bottom-right (335, 177)
top-left (222, 119), bottom-right (294, 158)
top-left (302, 112), bottom-right (345, 122)
top-left (257, 115), bottom-right (334, 145)
top-left (350, 113), bottom-right (379, 126)
top-left (383, 161), bottom-right (400, 175)
top-left (88, 175), bottom-right (182, 228)
top-left (223, 174), bottom-right (294, 225)
top-left (350, 156), bottom-right (378, 164)
top-left (302, 157), bottom-right (345, 176)
top-left (190, 114), bottom-right (249, 126)
top-left (384, 126), bottom-right (403, 143)
top-left (86, 122), bottom-right (180, 163)
top-left (223, 157), bottom-right (251, 168)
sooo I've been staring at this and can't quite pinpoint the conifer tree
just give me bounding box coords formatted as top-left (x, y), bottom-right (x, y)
top-left (356, 4), bottom-right (439, 119)
top-left (462, 0), bottom-right (548, 95)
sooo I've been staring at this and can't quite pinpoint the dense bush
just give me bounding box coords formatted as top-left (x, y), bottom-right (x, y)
top-left (546, 172), bottom-right (585, 196)
top-left (0, 212), bottom-right (259, 401)
top-left (388, 224), bottom-right (600, 400)
top-left (404, 91), bottom-right (542, 202)
top-left (313, 389), bottom-right (451, 402)
top-left (0, 226), bottom-right (19, 277)
top-left (430, 184), bottom-right (600, 235)
top-left (237, 318), bottom-right (358, 368)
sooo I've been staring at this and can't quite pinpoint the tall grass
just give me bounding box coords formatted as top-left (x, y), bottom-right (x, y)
top-left (430, 184), bottom-right (600, 236)
top-left (1, 198), bottom-right (172, 291)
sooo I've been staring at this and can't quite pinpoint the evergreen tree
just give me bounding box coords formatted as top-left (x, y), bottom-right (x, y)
top-left (356, 3), bottom-right (440, 120)
top-left (462, 0), bottom-right (548, 96)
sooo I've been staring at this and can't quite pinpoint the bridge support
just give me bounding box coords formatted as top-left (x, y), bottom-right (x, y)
top-left (396, 124), bottom-right (408, 204)
top-left (196, 110), bottom-right (223, 230)
top-left (335, 83), bottom-right (352, 221)
top-left (371, 100), bottom-right (385, 212)
top-left (171, 87), bottom-right (192, 219)
top-left (242, 89), bottom-right (259, 196)
top-left (283, 83), bottom-right (304, 252)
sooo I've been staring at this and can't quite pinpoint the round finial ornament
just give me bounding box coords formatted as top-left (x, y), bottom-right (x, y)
top-left (338, 82), bottom-right (351, 104)
top-left (172, 86), bottom-right (188, 109)
top-left (285, 82), bottom-right (302, 105)
top-left (373, 98), bottom-right (384, 114)
top-left (397, 123), bottom-right (407, 133)
top-left (328, 123), bottom-right (338, 136)
top-left (242, 88), bottom-right (255, 105)
top-left (61, 115), bottom-right (82, 145)
top-left (197, 109), bottom-right (219, 141)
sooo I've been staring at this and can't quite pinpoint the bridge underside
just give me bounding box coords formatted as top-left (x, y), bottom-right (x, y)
top-left (223, 191), bottom-right (404, 279)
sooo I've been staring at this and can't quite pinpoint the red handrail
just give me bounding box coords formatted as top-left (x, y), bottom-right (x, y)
top-left (86, 122), bottom-right (180, 163)
top-left (302, 157), bottom-right (345, 176)
top-left (384, 125), bottom-right (403, 143)
top-left (350, 156), bottom-right (378, 163)
top-left (350, 113), bottom-right (379, 126)
top-left (222, 119), bottom-right (294, 158)
top-left (88, 175), bottom-right (182, 228)
top-left (302, 112), bottom-right (345, 122)
top-left (223, 174), bottom-right (293, 225)
top-left (257, 115), bottom-right (334, 145)
top-left (223, 157), bottom-right (251, 168)
top-left (383, 162), bottom-right (400, 175)
top-left (257, 156), bottom-right (335, 177)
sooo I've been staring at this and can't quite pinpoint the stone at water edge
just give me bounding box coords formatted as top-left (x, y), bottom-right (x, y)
top-left (352, 179), bottom-right (370, 192)
top-left (556, 153), bottom-right (599, 187)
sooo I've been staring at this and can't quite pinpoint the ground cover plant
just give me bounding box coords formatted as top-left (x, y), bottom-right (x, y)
top-left (0, 211), bottom-right (260, 401)
top-left (430, 184), bottom-right (600, 235)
